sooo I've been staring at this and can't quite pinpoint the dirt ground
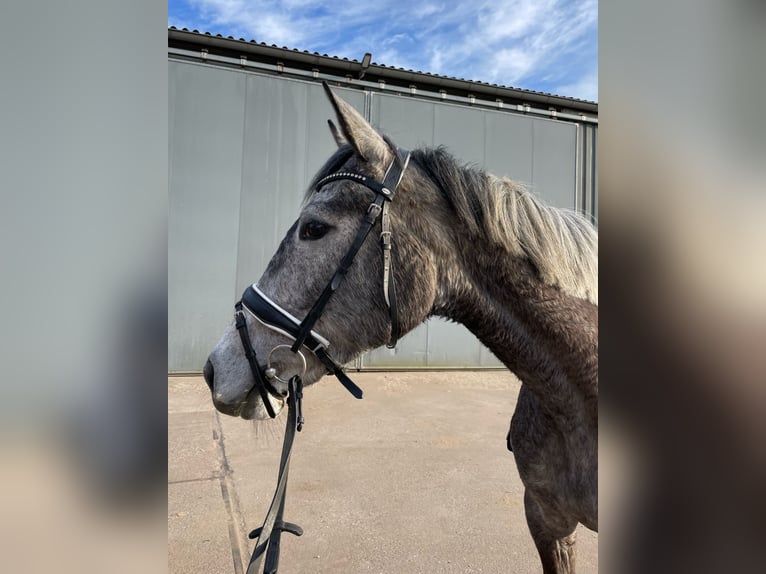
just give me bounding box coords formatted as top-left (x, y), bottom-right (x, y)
top-left (168, 371), bottom-right (598, 573)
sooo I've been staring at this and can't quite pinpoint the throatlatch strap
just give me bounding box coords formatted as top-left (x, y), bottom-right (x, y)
top-left (380, 201), bottom-right (400, 348)
top-left (247, 376), bottom-right (304, 574)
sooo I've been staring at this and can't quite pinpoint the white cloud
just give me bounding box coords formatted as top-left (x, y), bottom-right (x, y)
top-left (490, 48), bottom-right (536, 83)
top-left (413, 3), bottom-right (442, 18)
top-left (478, 0), bottom-right (555, 43)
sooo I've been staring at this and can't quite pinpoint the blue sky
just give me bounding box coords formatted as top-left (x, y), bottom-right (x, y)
top-left (168, 0), bottom-right (597, 102)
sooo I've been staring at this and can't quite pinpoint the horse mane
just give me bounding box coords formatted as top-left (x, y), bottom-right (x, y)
top-left (412, 147), bottom-right (598, 304)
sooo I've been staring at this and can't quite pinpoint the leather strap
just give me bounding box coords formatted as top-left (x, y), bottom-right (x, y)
top-left (290, 196), bottom-right (386, 353)
top-left (380, 201), bottom-right (400, 348)
top-left (237, 285), bottom-right (362, 399)
top-left (315, 348), bottom-right (364, 398)
top-left (290, 150), bottom-right (410, 353)
top-left (246, 376), bottom-right (304, 574)
top-left (381, 201), bottom-right (392, 308)
top-left (241, 286), bottom-right (329, 352)
top-left (381, 149), bottom-right (410, 195)
top-left (313, 171), bottom-right (393, 199)
top-left (235, 303), bottom-right (281, 418)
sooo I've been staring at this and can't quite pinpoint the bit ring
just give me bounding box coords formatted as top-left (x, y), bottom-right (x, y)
top-left (265, 345), bottom-right (307, 384)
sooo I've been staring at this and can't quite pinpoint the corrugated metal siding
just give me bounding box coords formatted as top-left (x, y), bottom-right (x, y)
top-left (576, 122), bottom-right (598, 225)
top-left (169, 62), bottom-right (246, 371)
top-left (168, 58), bottom-right (597, 372)
top-left (232, 76), bottom-right (365, 293)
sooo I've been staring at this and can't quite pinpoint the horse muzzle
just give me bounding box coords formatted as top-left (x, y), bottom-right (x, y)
top-left (203, 355), bottom-right (285, 420)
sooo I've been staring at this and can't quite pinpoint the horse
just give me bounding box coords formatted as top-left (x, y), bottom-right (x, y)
top-left (204, 83), bottom-right (598, 573)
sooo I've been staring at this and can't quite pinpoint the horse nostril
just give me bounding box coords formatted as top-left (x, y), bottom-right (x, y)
top-left (203, 359), bottom-right (214, 391)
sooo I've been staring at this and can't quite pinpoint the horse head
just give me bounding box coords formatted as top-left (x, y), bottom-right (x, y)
top-left (204, 84), bottom-right (438, 419)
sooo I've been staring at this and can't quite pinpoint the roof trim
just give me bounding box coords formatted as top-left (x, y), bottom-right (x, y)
top-left (168, 27), bottom-right (597, 115)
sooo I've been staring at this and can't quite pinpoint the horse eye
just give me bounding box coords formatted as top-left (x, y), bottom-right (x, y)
top-left (300, 221), bottom-right (330, 241)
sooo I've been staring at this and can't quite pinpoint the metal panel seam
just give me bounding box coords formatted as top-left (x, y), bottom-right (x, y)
top-left (234, 72), bottom-right (248, 298)
top-left (591, 126), bottom-right (598, 225)
top-left (575, 123), bottom-right (583, 215)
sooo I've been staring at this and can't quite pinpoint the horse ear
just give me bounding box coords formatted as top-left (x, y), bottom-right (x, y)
top-left (327, 119), bottom-right (347, 148)
top-left (322, 81), bottom-right (392, 165)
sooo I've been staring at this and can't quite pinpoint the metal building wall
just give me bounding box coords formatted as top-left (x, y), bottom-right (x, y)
top-left (169, 57), bottom-right (596, 372)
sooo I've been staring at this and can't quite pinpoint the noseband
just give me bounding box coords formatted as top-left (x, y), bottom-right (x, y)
top-left (233, 148), bottom-right (411, 417)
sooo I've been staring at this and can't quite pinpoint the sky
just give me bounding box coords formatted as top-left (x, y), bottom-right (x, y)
top-left (168, 0), bottom-right (598, 102)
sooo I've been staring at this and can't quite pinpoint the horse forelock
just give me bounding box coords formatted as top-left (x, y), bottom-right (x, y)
top-left (302, 136), bottom-right (405, 213)
top-left (303, 145), bottom-right (355, 204)
top-left (411, 147), bottom-right (598, 304)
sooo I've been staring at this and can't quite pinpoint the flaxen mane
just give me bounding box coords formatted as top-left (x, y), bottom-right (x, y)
top-left (412, 147), bottom-right (598, 304)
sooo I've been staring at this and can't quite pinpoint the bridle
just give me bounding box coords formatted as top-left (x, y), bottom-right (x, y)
top-left (234, 147), bottom-right (410, 417)
top-left (234, 147), bottom-right (411, 573)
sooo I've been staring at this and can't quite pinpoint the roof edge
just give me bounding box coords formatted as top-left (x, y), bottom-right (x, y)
top-left (168, 28), bottom-right (597, 115)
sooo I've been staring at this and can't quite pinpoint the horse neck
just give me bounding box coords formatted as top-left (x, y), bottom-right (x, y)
top-left (431, 229), bottom-right (598, 420)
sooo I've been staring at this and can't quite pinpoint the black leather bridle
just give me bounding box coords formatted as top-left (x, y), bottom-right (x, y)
top-left (235, 148), bottom-right (410, 574)
top-left (234, 147), bottom-right (410, 417)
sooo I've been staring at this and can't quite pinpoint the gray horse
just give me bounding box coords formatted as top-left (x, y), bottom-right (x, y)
top-left (205, 85), bottom-right (598, 573)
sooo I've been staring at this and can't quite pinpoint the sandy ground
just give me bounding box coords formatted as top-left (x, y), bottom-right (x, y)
top-left (168, 371), bottom-right (597, 573)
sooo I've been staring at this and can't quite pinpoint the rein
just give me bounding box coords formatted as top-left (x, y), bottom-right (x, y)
top-left (234, 149), bottom-right (410, 573)
top-left (245, 375), bottom-right (304, 574)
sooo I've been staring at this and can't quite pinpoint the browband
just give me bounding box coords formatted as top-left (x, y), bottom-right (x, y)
top-left (314, 149), bottom-right (411, 199)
